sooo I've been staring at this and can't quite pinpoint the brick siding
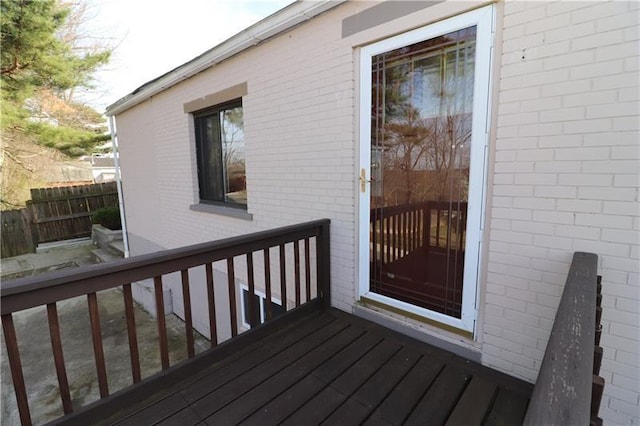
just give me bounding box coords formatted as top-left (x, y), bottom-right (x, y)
top-left (486, 2), bottom-right (639, 423)
top-left (115, 1), bottom-right (639, 423)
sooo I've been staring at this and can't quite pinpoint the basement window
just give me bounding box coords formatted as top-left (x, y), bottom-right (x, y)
top-left (241, 287), bottom-right (286, 328)
top-left (194, 100), bottom-right (246, 208)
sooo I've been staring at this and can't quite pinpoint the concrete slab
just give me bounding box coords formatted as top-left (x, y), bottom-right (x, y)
top-left (0, 259), bottom-right (30, 277)
top-left (0, 288), bottom-right (209, 425)
top-left (36, 238), bottom-right (92, 253)
top-left (1, 241), bottom-right (95, 282)
top-left (90, 248), bottom-right (120, 264)
top-left (1, 240), bottom-right (210, 424)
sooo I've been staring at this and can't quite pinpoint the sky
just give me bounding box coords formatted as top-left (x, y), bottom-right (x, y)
top-left (82, 0), bottom-right (295, 112)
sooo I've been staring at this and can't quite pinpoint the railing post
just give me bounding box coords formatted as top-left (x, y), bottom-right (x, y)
top-left (122, 284), bottom-right (141, 383)
top-left (264, 249), bottom-right (273, 321)
top-left (227, 258), bottom-right (238, 337)
top-left (423, 202), bottom-right (431, 249)
top-left (304, 237), bottom-right (312, 303)
top-left (181, 269), bottom-right (195, 358)
top-left (205, 263), bottom-right (218, 347)
top-left (316, 220), bottom-right (331, 310)
top-left (2, 314), bottom-right (31, 426)
top-left (279, 245), bottom-right (287, 312)
top-left (87, 292), bottom-right (109, 397)
top-left (0, 218), bottom-right (332, 423)
top-left (46, 303), bottom-right (73, 414)
top-left (293, 240), bottom-right (301, 307)
top-left (247, 252), bottom-right (259, 328)
top-left (153, 276), bottom-right (170, 370)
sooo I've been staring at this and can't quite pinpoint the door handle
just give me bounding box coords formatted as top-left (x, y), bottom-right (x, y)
top-left (359, 168), bottom-right (370, 192)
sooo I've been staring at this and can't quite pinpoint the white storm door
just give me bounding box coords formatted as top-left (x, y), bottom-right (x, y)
top-left (358, 5), bottom-right (494, 334)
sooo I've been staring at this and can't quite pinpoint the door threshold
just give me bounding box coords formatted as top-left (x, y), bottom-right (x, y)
top-left (353, 301), bottom-right (480, 362)
top-left (359, 295), bottom-right (473, 339)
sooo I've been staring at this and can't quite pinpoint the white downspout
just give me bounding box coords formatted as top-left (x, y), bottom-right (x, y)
top-left (108, 115), bottom-right (130, 258)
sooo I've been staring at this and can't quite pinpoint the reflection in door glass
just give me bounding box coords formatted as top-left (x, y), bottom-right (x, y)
top-left (369, 27), bottom-right (476, 319)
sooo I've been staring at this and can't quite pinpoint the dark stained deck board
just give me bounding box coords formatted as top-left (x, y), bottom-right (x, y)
top-left (322, 347), bottom-right (422, 425)
top-left (180, 312), bottom-right (335, 403)
top-left (403, 364), bottom-right (471, 426)
top-left (484, 388), bottom-right (531, 425)
top-left (181, 319), bottom-right (349, 419)
top-left (115, 393), bottom-right (190, 426)
top-left (204, 325), bottom-right (365, 424)
top-left (281, 338), bottom-right (403, 425)
top-left (156, 405), bottom-right (201, 426)
top-left (362, 356), bottom-right (445, 426)
top-left (114, 310), bottom-right (333, 425)
top-left (445, 376), bottom-right (498, 426)
top-left (236, 332), bottom-right (383, 425)
top-left (85, 309), bottom-right (532, 426)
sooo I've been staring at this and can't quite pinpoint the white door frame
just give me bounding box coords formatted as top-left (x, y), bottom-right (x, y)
top-left (357, 5), bottom-right (494, 334)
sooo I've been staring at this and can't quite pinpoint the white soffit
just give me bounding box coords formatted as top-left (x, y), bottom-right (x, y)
top-left (106, 0), bottom-right (346, 116)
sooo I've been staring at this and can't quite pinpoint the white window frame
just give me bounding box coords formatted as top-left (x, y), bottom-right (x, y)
top-left (239, 284), bottom-right (284, 329)
top-left (357, 5), bottom-right (495, 334)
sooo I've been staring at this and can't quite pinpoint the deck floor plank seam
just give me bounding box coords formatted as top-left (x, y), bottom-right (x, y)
top-left (280, 339), bottom-right (403, 426)
top-left (362, 356), bottom-right (446, 426)
top-left (321, 347), bottom-right (423, 425)
top-left (239, 332), bottom-right (384, 425)
top-left (67, 309), bottom-right (532, 426)
top-left (183, 320), bottom-right (351, 420)
top-left (112, 310), bottom-right (331, 425)
top-left (483, 387), bottom-right (530, 425)
top-left (445, 375), bottom-right (499, 426)
top-left (404, 364), bottom-right (471, 426)
top-left (153, 317), bottom-right (342, 426)
top-left (179, 314), bottom-right (337, 403)
top-left (204, 326), bottom-right (368, 424)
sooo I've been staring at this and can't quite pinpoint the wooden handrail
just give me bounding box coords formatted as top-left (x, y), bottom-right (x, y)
top-left (1, 219), bottom-right (330, 425)
top-left (523, 251), bottom-right (599, 426)
top-left (1, 219), bottom-right (330, 314)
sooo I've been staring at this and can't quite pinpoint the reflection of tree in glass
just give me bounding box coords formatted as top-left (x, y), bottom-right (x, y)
top-left (372, 29), bottom-right (475, 207)
top-left (221, 107), bottom-right (246, 201)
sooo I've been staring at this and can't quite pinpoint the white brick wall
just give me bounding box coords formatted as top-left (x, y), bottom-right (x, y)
top-left (487, 1), bottom-right (640, 423)
top-left (117, 2), bottom-right (360, 318)
top-left (115, 1), bottom-right (639, 424)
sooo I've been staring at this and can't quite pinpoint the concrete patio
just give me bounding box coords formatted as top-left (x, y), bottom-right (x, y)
top-left (1, 242), bottom-right (208, 425)
top-left (1, 239), bottom-right (95, 282)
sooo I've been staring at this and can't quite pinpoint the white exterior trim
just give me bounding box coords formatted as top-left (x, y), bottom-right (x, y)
top-left (357, 4), bottom-right (495, 334)
top-left (238, 284), bottom-right (283, 330)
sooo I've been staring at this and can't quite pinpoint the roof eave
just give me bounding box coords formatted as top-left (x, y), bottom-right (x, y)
top-left (105, 0), bottom-right (346, 117)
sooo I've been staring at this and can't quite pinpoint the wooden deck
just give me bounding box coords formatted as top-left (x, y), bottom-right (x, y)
top-left (62, 306), bottom-right (532, 426)
top-left (3, 220), bottom-right (599, 426)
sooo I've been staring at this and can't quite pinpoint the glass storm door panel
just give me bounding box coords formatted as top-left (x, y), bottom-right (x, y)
top-left (370, 27), bottom-right (475, 319)
top-left (360, 5), bottom-right (493, 331)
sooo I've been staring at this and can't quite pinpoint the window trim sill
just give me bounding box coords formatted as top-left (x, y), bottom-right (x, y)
top-left (189, 203), bottom-right (253, 220)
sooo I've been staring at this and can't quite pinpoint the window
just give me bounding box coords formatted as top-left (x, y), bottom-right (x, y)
top-left (241, 287), bottom-right (286, 328)
top-left (194, 100), bottom-right (246, 208)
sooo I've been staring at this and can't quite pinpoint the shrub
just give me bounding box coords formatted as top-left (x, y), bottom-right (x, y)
top-left (92, 207), bottom-right (121, 230)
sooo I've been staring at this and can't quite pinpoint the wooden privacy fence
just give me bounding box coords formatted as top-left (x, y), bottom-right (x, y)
top-left (1, 182), bottom-right (118, 258)
top-left (1, 219), bottom-right (330, 425)
top-left (1, 209), bottom-right (37, 258)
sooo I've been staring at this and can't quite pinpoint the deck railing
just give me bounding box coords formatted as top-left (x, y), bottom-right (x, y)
top-left (1, 219), bottom-right (330, 426)
top-left (523, 251), bottom-right (604, 426)
top-left (370, 201), bottom-right (467, 267)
